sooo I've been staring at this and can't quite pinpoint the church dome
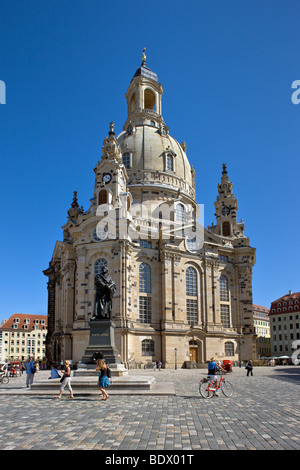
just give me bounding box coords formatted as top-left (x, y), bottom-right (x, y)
top-left (117, 126), bottom-right (195, 199)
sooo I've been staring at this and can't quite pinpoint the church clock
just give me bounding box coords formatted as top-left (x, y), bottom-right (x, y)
top-left (222, 206), bottom-right (230, 216)
top-left (102, 173), bottom-right (112, 184)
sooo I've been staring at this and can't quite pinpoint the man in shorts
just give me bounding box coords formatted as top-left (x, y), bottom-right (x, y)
top-left (207, 357), bottom-right (226, 395)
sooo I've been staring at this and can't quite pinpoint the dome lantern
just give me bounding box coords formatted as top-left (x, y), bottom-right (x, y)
top-left (123, 49), bottom-right (164, 131)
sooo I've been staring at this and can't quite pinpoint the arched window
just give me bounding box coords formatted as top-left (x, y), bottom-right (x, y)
top-left (220, 275), bottom-right (229, 301)
top-left (94, 258), bottom-right (107, 275)
top-left (222, 221), bottom-right (231, 236)
top-left (99, 190), bottom-right (108, 205)
top-left (225, 341), bottom-right (234, 356)
top-left (186, 267), bottom-right (197, 296)
top-left (186, 267), bottom-right (198, 325)
top-left (141, 339), bottom-right (155, 356)
top-left (139, 263), bottom-right (151, 293)
top-left (220, 275), bottom-right (230, 327)
top-left (144, 88), bottom-right (156, 110)
top-left (175, 203), bottom-right (185, 223)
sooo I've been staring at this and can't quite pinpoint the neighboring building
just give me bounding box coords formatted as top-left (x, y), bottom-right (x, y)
top-left (269, 291), bottom-right (300, 357)
top-left (0, 314), bottom-right (47, 362)
top-left (0, 319), bottom-right (7, 362)
top-left (44, 54), bottom-right (256, 368)
top-left (253, 304), bottom-right (270, 358)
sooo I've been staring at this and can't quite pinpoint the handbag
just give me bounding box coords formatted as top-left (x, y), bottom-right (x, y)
top-left (107, 367), bottom-right (111, 378)
top-left (60, 375), bottom-right (65, 383)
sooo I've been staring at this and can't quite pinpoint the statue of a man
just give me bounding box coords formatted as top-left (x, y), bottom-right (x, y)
top-left (92, 267), bottom-right (116, 321)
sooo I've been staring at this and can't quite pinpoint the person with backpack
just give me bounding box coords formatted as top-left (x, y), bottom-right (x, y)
top-left (96, 359), bottom-right (111, 401)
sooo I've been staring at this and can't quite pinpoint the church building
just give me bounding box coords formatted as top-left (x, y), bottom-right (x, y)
top-left (44, 53), bottom-right (256, 368)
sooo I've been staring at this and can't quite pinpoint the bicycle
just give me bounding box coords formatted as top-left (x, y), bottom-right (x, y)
top-left (199, 372), bottom-right (233, 398)
top-left (0, 373), bottom-right (9, 385)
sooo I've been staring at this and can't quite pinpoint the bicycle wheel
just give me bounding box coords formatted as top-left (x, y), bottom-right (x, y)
top-left (221, 380), bottom-right (233, 397)
top-left (1, 376), bottom-right (9, 385)
top-left (199, 380), bottom-right (215, 399)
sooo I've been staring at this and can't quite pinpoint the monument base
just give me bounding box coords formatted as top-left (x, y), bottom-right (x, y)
top-left (81, 320), bottom-right (122, 366)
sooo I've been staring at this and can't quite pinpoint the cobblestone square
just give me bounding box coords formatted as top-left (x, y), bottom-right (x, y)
top-left (0, 366), bottom-right (299, 451)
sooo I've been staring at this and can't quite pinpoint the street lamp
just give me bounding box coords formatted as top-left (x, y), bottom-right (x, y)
top-left (174, 348), bottom-right (177, 370)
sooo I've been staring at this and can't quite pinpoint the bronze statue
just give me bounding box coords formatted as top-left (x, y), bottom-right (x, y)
top-left (92, 266), bottom-right (116, 320)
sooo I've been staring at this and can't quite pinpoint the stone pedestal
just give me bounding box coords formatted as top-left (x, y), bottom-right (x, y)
top-left (81, 320), bottom-right (122, 366)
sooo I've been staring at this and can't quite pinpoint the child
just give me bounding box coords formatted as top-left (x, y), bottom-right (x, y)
top-left (96, 359), bottom-right (111, 400)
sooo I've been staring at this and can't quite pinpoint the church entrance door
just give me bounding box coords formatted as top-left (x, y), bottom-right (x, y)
top-left (189, 346), bottom-right (198, 363)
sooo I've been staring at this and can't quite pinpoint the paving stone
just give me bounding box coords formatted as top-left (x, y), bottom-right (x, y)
top-left (0, 366), bottom-right (300, 450)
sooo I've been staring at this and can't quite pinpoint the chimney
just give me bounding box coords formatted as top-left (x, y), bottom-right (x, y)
top-left (289, 290), bottom-right (292, 295)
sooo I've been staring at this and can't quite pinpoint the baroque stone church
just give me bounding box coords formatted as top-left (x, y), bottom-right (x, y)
top-left (44, 53), bottom-right (256, 368)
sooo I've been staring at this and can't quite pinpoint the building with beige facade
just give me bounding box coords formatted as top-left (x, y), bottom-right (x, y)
top-left (0, 314), bottom-right (47, 362)
top-left (44, 55), bottom-right (256, 368)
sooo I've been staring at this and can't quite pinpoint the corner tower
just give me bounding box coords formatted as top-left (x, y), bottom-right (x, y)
top-left (211, 163), bottom-right (246, 240)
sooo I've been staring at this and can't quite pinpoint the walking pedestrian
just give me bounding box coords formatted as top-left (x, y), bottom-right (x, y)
top-left (25, 357), bottom-right (36, 389)
top-left (245, 360), bottom-right (253, 376)
top-left (96, 359), bottom-right (111, 400)
top-left (55, 360), bottom-right (74, 399)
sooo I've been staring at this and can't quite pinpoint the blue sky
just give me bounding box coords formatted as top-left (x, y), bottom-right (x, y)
top-left (0, 0), bottom-right (299, 323)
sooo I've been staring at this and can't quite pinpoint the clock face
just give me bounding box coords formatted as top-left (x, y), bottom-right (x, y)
top-left (102, 173), bottom-right (111, 184)
top-left (222, 206), bottom-right (230, 216)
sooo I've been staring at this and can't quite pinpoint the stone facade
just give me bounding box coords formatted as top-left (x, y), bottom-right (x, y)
top-left (44, 56), bottom-right (256, 368)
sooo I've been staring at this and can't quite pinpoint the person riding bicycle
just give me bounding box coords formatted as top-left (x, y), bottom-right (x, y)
top-left (0, 362), bottom-right (7, 377)
top-left (207, 357), bottom-right (226, 395)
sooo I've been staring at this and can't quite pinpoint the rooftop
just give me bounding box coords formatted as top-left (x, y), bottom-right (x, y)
top-left (0, 313), bottom-right (47, 331)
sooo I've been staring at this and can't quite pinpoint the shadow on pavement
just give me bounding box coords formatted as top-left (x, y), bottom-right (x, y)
top-left (270, 367), bottom-right (300, 384)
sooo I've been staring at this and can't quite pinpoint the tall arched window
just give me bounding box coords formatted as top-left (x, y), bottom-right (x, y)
top-left (222, 221), bottom-right (231, 236)
top-left (94, 258), bottom-right (107, 275)
top-left (99, 190), bottom-right (108, 206)
top-left (186, 266), bottom-right (198, 325)
top-left (220, 275), bottom-right (229, 301)
top-left (186, 267), bottom-right (197, 296)
top-left (220, 274), bottom-right (231, 327)
top-left (175, 203), bottom-right (185, 223)
top-left (144, 88), bottom-right (156, 110)
top-left (139, 263), bottom-right (151, 293)
top-left (139, 263), bottom-right (152, 323)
